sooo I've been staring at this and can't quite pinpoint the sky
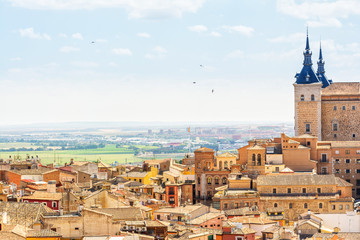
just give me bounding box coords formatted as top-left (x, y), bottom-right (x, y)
top-left (2, 0), bottom-right (360, 125)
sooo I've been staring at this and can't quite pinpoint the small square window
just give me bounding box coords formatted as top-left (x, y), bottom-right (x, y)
top-left (307, 141), bottom-right (311, 146)
top-left (346, 169), bottom-right (351, 174)
top-left (334, 106), bottom-right (337, 110)
top-left (346, 159), bottom-right (350, 164)
top-left (335, 159), bottom-right (340, 163)
top-left (352, 106), bottom-right (356, 110)
top-left (357, 169), bottom-right (360, 174)
top-left (346, 150), bottom-right (350, 154)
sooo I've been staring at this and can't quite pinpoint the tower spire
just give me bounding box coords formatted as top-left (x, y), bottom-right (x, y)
top-left (317, 40), bottom-right (331, 87)
top-left (303, 28), bottom-right (312, 66)
top-left (305, 26), bottom-right (310, 51)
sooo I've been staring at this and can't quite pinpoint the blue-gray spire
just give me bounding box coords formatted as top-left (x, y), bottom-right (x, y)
top-left (303, 29), bottom-right (312, 66)
top-left (317, 41), bottom-right (331, 88)
top-left (294, 30), bottom-right (321, 85)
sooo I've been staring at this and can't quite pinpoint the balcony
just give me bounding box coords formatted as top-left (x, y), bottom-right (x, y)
top-left (260, 192), bottom-right (339, 197)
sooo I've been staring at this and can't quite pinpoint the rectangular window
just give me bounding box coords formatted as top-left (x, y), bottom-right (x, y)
top-left (346, 159), bottom-right (350, 164)
top-left (346, 150), bottom-right (350, 154)
top-left (287, 188), bottom-right (291, 194)
top-left (333, 123), bottom-right (338, 131)
top-left (317, 188), bottom-right (321, 193)
top-left (357, 169), bottom-right (360, 174)
top-left (321, 154), bottom-right (327, 162)
top-left (302, 188), bottom-right (306, 193)
top-left (335, 169), bottom-right (340, 174)
top-left (357, 159), bottom-right (360, 163)
top-left (346, 169), bottom-right (351, 173)
top-left (357, 150), bottom-right (360, 155)
top-left (343, 106), bottom-right (346, 110)
top-left (224, 203), bottom-right (228, 209)
top-left (332, 205), bottom-right (336, 210)
top-left (273, 188), bottom-right (277, 194)
top-left (305, 124), bottom-right (311, 133)
top-left (357, 180), bottom-right (360, 186)
top-left (353, 134), bottom-right (356, 138)
top-left (334, 106), bottom-right (337, 110)
top-left (307, 141), bottom-right (311, 146)
top-left (353, 106), bottom-right (356, 110)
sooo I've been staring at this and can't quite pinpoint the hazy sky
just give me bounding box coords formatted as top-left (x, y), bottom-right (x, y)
top-left (2, 0), bottom-right (360, 125)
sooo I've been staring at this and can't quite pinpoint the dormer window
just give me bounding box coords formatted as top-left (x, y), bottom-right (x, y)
top-left (300, 95), bottom-right (305, 101)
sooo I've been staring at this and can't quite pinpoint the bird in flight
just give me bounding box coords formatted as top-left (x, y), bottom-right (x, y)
top-left (212, 89), bottom-right (214, 93)
top-left (91, 41), bottom-right (95, 44)
top-left (193, 82), bottom-right (196, 84)
top-left (200, 65), bottom-right (204, 68)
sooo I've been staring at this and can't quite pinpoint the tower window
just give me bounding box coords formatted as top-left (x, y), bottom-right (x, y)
top-left (311, 94), bottom-right (315, 101)
top-left (334, 134), bottom-right (337, 138)
top-left (333, 106), bottom-right (337, 110)
top-left (305, 124), bottom-right (311, 133)
top-left (353, 134), bottom-right (356, 138)
top-left (353, 106), bottom-right (356, 110)
top-left (300, 95), bottom-right (304, 101)
top-left (343, 106), bottom-right (346, 110)
top-left (333, 123), bottom-right (338, 131)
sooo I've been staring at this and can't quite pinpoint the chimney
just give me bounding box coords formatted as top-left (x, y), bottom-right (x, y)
top-left (47, 180), bottom-right (56, 193)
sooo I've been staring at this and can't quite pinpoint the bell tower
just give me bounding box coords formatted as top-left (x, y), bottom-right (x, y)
top-left (294, 31), bottom-right (322, 139)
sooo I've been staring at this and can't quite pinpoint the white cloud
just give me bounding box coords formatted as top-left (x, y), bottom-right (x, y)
top-left (71, 61), bottom-right (99, 68)
top-left (226, 50), bottom-right (244, 59)
top-left (18, 27), bottom-right (51, 40)
top-left (72, 33), bottom-right (83, 40)
top-left (276, 0), bottom-right (360, 27)
top-left (210, 31), bottom-right (221, 37)
top-left (60, 46), bottom-right (80, 53)
top-left (145, 46), bottom-right (167, 59)
top-left (10, 57), bottom-right (22, 61)
top-left (268, 32), bottom-right (304, 43)
top-left (108, 62), bottom-right (118, 67)
top-left (137, 32), bottom-right (151, 38)
top-left (188, 25), bottom-right (207, 33)
top-left (59, 33), bottom-right (67, 38)
top-left (6, 0), bottom-right (206, 19)
top-left (112, 48), bottom-right (132, 56)
top-left (222, 25), bottom-right (254, 36)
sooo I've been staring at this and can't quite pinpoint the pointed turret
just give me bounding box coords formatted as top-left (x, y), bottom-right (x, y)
top-left (316, 42), bottom-right (331, 88)
top-left (294, 30), bottom-right (320, 85)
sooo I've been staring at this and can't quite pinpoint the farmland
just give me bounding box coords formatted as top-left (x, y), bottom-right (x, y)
top-left (0, 144), bottom-right (179, 165)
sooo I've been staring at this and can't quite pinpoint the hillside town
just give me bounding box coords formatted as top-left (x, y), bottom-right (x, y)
top-left (2, 13), bottom-right (360, 240)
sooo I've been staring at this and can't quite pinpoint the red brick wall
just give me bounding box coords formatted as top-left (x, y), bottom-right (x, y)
top-left (7, 171), bottom-right (21, 187)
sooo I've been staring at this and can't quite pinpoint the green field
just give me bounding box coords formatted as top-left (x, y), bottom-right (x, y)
top-left (0, 142), bottom-right (41, 150)
top-left (0, 144), bottom-right (183, 165)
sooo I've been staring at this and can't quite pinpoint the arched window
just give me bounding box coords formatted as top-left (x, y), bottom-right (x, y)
top-left (222, 177), bottom-right (227, 185)
top-left (311, 94), bottom-right (315, 101)
top-left (301, 95), bottom-right (305, 101)
top-left (219, 161), bottom-right (222, 169)
top-left (224, 161), bottom-right (228, 169)
top-left (304, 203), bottom-right (308, 209)
top-left (252, 154), bottom-right (256, 166)
top-left (274, 203), bottom-right (278, 208)
top-left (257, 154), bottom-right (261, 165)
top-left (319, 203), bottom-right (323, 209)
top-left (197, 177), bottom-right (200, 185)
top-left (207, 177), bottom-right (212, 185)
top-left (215, 177), bottom-right (219, 185)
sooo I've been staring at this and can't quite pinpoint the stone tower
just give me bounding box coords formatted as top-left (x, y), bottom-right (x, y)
top-left (294, 32), bottom-right (330, 140)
